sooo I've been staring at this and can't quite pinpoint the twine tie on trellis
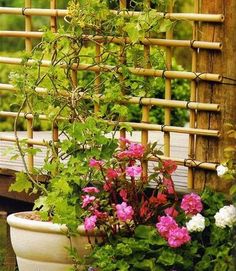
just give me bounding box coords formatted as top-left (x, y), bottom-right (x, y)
top-left (21, 7), bottom-right (28, 15)
top-left (183, 158), bottom-right (218, 169)
top-left (221, 76), bottom-right (236, 86)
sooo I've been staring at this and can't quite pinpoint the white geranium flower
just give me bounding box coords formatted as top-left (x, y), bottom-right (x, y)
top-left (186, 213), bottom-right (205, 232)
top-left (216, 164), bottom-right (228, 177)
top-left (214, 205), bottom-right (236, 228)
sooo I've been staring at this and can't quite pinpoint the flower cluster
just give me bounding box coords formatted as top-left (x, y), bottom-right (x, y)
top-left (186, 213), bottom-right (205, 232)
top-left (214, 205), bottom-right (236, 228)
top-left (181, 193), bottom-right (203, 215)
top-left (81, 139), bottom-right (236, 252)
top-left (81, 139), bottom-right (179, 235)
top-left (156, 215), bottom-right (190, 248)
top-left (216, 164), bottom-right (228, 177)
top-left (156, 192), bottom-right (205, 247)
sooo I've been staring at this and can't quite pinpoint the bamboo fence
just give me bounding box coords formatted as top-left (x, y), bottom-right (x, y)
top-left (0, 2), bottom-right (227, 189)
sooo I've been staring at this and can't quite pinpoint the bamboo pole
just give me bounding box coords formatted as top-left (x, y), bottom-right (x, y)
top-left (164, 0), bottom-right (173, 157)
top-left (141, 0), bottom-right (151, 177)
top-left (0, 84), bottom-right (221, 112)
top-left (0, 111), bottom-right (219, 137)
top-left (24, 0), bottom-right (34, 172)
top-left (109, 121), bottom-right (220, 137)
top-left (195, 0), bottom-right (236, 192)
top-left (187, 0), bottom-right (199, 189)
top-left (0, 57), bottom-right (222, 82)
top-left (0, 31), bottom-right (223, 50)
top-left (0, 134), bottom-right (218, 171)
top-left (0, 111), bottom-right (65, 121)
top-left (150, 156), bottom-right (218, 171)
top-left (0, 135), bottom-right (51, 147)
top-left (0, 7), bottom-right (225, 22)
top-left (94, 41), bottom-right (101, 113)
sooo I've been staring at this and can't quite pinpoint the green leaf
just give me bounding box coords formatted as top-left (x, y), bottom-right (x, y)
top-left (158, 19), bottom-right (173, 32)
top-left (114, 243), bottom-right (132, 257)
top-left (157, 250), bottom-right (176, 266)
top-left (230, 184), bottom-right (236, 195)
top-left (123, 22), bottom-right (140, 43)
top-left (133, 258), bottom-right (155, 271)
top-left (10, 154), bottom-right (20, 161)
top-left (9, 172), bottom-right (32, 193)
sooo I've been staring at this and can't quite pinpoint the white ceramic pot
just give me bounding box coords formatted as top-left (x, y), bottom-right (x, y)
top-left (7, 211), bottom-right (100, 271)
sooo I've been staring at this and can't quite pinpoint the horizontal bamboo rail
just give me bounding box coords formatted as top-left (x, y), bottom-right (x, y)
top-left (0, 111), bottom-right (219, 137)
top-left (0, 84), bottom-right (220, 112)
top-left (0, 135), bottom-right (48, 146)
top-left (0, 135), bottom-right (218, 170)
top-left (0, 31), bottom-right (222, 50)
top-left (0, 7), bottom-right (224, 22)
top-left (109, 121), bottom-right (220, 137)
top-left (0, 111), bottom-right (65, 121)
top-left (0, 57), bottom-right (223, 82)
top-left (150, 155), bottom-right (218, 171)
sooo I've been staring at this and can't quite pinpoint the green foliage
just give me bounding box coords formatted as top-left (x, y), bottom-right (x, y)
top-left (9, 172), bottom-right (32, 193)
top-left (89, 189), bottom-right (235, 271)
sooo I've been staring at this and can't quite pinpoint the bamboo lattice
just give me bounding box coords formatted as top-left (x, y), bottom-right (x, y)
top-left (0, 2), bottom-right (225, 189)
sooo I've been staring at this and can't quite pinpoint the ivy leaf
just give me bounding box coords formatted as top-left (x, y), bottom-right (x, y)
top-left (158, 19), bottom-right (172, 32)
top-left (9, 172), bottom-right (32, 193)
top-left (123, 22), bottom-right (140, 43)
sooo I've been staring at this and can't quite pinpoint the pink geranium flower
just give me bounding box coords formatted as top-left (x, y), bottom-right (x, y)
top-left (89, 158), bottom-right (104, 169)
top-left (128, 143), bottom-right (145, 159)
top-left (181, 193), bottom-right (203, 215)
top-left (126, 165), bottom-right (142, 177)
top-left (167, 227), bottom-right (191, 248)
top-left (116, 202), bottom-right (134, 222)
top-left (164, 207), bottom-right (179, 218)
top-left (106, 168), bottom-right (118, 180)
top-left (82, 195), bottom-right (96, 208)
top-left (84, 215), bottom-right (97, 231)
top-left (82, 187), bottom-right (100, 194)
top-left (117, 150), bottom-right (131, 159)
top-left (156, 215), bottom-right (178, 239)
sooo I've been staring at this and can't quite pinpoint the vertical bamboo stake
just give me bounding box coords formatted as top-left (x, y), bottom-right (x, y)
top-left (164, 0), bottom-right (173, 156)
top-left (195, 0), bottom-right (236, 192)
top-left (187, 0), bottom-right (199, 189)
top-left (119, 0), bottom-right (127, 141)
top-left (50, 0), bottom-right (59, 155)
top-left (141, 0), bottom-right (151, 178)
top-left (94, 42), bottom-right (101, 114)
top-left (25, 0), bottom-right (33, 172)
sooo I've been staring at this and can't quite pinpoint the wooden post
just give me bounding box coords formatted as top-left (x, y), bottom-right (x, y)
top-left (194, 0), bottom-right (236, 192)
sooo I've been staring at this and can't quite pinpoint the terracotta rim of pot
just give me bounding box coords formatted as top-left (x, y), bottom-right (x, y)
top-left (7, 211), bottom-right (98, 236)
